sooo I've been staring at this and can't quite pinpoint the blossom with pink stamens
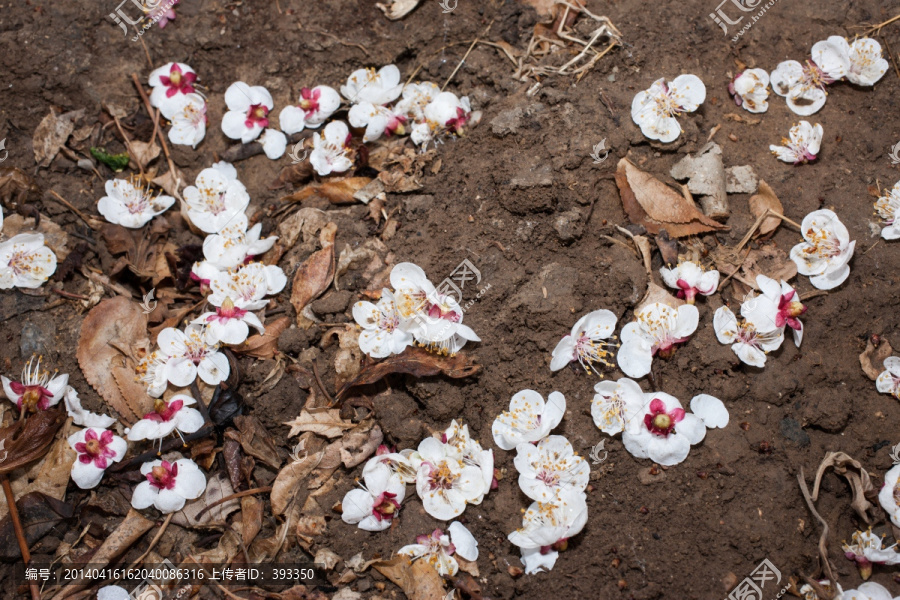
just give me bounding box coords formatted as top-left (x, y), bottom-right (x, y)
top-left (221, 82), bottom-right (275, 143)
top-left (68, 427), bottom-right (127, 489)
top-left (550, 310), bottom-right (618, 374)
top-left (2, 355), bottom-right (68, 413)
top-left (514, 435), bottom-right (589, 503)
top-left (127, 394), bottom-right (204, 441)
top-left (341, 458), bottom-right (406, 532)
top-left (398, 522), bottom-right (478, 577)
top-left (192, 296), bottom-right (264, 345)
top-left (622, 393), bottom-right (706, 466)
top-left (617, 303), bottom-right (699, 378)
top-left (770, 121), bottom-right (823, 164)
top-left (713, 305), bottom-right (784, 367)
top-left (790, 209), bottom-right (855, 290)
top-left (149, 62), bottom-right (197, 118)
top-left (131, 457), bottom-right (206, 513)
top-left (659, 261), bottom-right (719, 304)
top-left (280, 85), bottom-right (341, 134)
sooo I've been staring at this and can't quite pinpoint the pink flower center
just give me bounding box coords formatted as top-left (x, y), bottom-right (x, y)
top-left (643, 398), bottom-right (684, 437)
top-left (425, 461), bottom-right (457, 491)
top-left (299, 87), bottom-right (320, 115)
top-left (10, 382), bottom-right (52, 412)
top-left (147, 461), bottom-right (178, 490)
top-left (776, 291), bottom-right (806, 330)
top-left (144, 398), bottom-right (183, 423)
top-left (74, 429), bottom-right (117, 469)
top-left (160, 64), bottom-right (196, 97)
top-left (207, 297), bottom-right (247, 323)
top-left (445, 108), bottom-right (468, 134)
top-left (372, 491), bottom-right (400, 521)
top-left (245, 104), bottom-right (270, 129)
top-left (676, 279), bottom-right (698, 303)
top-left (426, 303), bottom-right (460, 322)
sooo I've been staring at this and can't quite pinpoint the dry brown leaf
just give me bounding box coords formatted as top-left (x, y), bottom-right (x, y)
top-left (636, 282), bottom-right (685, 313)
top-left (373, 557), bottom-right (446, 600)
top-left (63, 509), bottom-right (154, 591)
top-left (171, 473), bottom-right (240, 529)
top-left (282, 178), bottom-right (372, 205)
top-left (128, 140), bottom-right (161, 170)
top-left (336, 346), bottom-right (481, 401)
top-left (152, 167), bottom-right (186, 199)
top-left (0, 417), bottom-right (71, 521)
top-left (809, 451), bottom-right (875, 523)
top-left (860, 338), bottom-right (894, 380)
top-left (308, 439), bottom-right (344, 488)
top-left (335, 239), bottom-right (387, 290)
top-left (271, 434), bottom-right (326, 516)
top-left (0, 409), bottom-right (65, 476)
top-left (341, 424), bottom-right (383, 468)
top-left (263, 207), bottom-right (328, 266)
top-left (615, 158), bottom-right (727, 238)
top-left (240, 495), bottom-right (264, 546)
top-left (33, 108), bottom-right (84, 167)
top-left (230, 415), bottom-right (283, 469)
top-left (376, 0), bottom-right (421, 19)
top-left (749, 180), bottom-right (784, 237)
top-left (378, 169), bottom-right (423, 193)
top-left (232, 316), bottom-right (290, 359)
top-left (285, 408), bottom-right (354, 439)
top-left (331, 326), bottom-right (363, 386)
top-left (77, 296), bottom-right (155, 424)
top-left (741, 245), bottom-right (797, 284)
top-left (291, 223), bottom-right (337, 327)
top-left (269, 161), bottom-right (314, 190)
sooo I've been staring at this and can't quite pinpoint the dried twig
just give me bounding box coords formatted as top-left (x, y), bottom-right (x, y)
top-left (127, 513), bottom-right (173, 569)
top-left (862, 14), bottom-right (900, 35)
top-left (443, 20), bottom-right (495, 91)
top-left (797, 468), bottom-right (839, 592)
top-left (882, 34), bottom-right (900, 81)
top-left (47, 190), bottom-right (97, 230)
top-left (130, 73), bottom-right (183, 201)
top-left (312, 362), bottom-right (335, 406)
top-left (195, 486), bottom-right (273, 520)
top-left (3, 475), bottom-right (41, 600)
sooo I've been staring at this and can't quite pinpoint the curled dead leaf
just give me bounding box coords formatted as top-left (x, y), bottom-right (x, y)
top-left (233, 316), bottom-right (290, 359)
top-left (636, 282), bottom-right (685, 313)
top-left (291, 223), bottom-right (337, 328)
top-left (859, 338), bottom-right (894, 381)
top-left (373, 556), bottom-right (446, 600)
top-left (33, 108), bottom-right (84, 167)
top-left (615, 158), bottom-right (727, 238)
top-left (0, 409), bottom-right (65, 475)
top-left (341, 424), bottom-right (383, 468)
top-left (285, 408), bottom-right (354, 439)
top-left (336, 346), bottom-right (482, 401)
top-left (748, 181), bottom-right (784, 237)
top-left (76, 296), bottom-right (155, 424)
top-left (282, 178), bottom-right (372, 205)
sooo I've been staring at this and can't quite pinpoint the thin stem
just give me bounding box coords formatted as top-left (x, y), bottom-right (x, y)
top-left (3, 475), bottom-right (41, 600)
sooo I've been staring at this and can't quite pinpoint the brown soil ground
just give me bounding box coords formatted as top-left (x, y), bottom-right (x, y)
top-left (2, 0), bottom-right (900, 598)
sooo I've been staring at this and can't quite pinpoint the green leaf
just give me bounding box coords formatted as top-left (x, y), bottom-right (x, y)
top-left (90, 147), bottom-right (130, 172)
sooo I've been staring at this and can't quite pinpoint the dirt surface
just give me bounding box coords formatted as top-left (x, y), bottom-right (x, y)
top-left (2, 0), bottom-right (900, 598)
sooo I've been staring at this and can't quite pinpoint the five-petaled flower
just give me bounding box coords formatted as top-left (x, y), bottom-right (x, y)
top-left (192, 295), bottom-right (265, 346)
top-left (790, 209), bottom-right (855, 290)
top-left (842, 529), bottom-right (900, 580)
top-left (492, 390), bottom-right (566, 451)
top-left (2, 355), bottom-right (68, 412)
top-left (414, 437), bottom-right (485, 520)
top-left (713, 305), bottom-right (784, 368)
top-left (622, 393), bottom-right (706, 466)
top-left (617, 303), bottom-right (699, 378)
top-left (770, 38), bottom-right (848, 115)
top-left (127, 394), bottom-right (205, 442)
top-left (742, 274), bottom-right (806, 347)
top-left (659, 261), bottom-right (719, 304)
top-left (550, 310), bottom-right (618, 374)
top-left (514, 435), bottom-right (589, 503)
top-left (182, 161), bottom-right (250, 234)
top-left (341, 457), bottom-right (407, 532)
top-left (844, 37), bottom-right (889, 86)
top-left (201, 212), bottom-right (277, 270)
top-left (131, 457), bottom-right (207, 513)
top-left (591, 377), bottom-right (646, 435)
top-left (352, 289), bottom-right (414, 358)
top-left (0, 233), bottom-right (57, 289)
top-left (221, 82), bottom-right (275, 143)
top-left (280, 85), bottom-right (341, 134)
top-left (507, 488), bottom-right (588, 575)
top-left (770, 121), bottom-right (823, 164)
top-left (729, 68), bottom-right (770, 113)
top-left (341, 65), bottom-right (403, 105)
top-left (98, 178), bottom-right (175, 228)
top-left (631, 74), bottom-right (706, 143)
top-left (148, 325), bottom-right (230, 394)
top-left (149, 62), bottom-right (197, 119)
top-left (167, 93), bottom-right (207, 148)
top-left (398, 522), bottom-right (478, 577)
top-left (68, 427), bottom-right (127, 489)
top-left (310, 121), bottom-right (354, 176)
